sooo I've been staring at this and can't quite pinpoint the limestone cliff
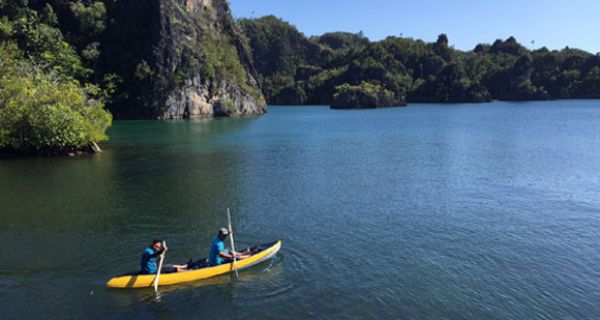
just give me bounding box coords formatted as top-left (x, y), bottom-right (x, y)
top-left (100, 0), bottom-right (266, 119)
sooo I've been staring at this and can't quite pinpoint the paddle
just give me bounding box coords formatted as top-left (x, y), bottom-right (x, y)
top-left (153, 241), bottom-right (166, 292)
top-left (227, 207), bottom-right (239, 279)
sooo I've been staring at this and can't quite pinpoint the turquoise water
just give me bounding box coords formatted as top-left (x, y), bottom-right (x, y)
top-left (1, 101), bottom-right (600, 319)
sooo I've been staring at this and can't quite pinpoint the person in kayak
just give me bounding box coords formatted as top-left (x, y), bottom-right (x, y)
top-left (140, 240), bottom-right (189, 274)
top-left (209, 228), bottom-right (251, 266)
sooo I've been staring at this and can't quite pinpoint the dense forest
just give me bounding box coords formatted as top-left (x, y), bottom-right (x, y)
top-left (239, 16), bottom-right (600, 108)
top-left (1, 2), bottom-right (599, 155)
top-left (0, 1), bottom-right (113, 155)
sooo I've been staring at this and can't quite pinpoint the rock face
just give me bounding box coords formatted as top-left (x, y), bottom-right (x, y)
top-left (101, 0), bottom-right (266, 119)
top-left (163, 76), bottom-right (266, 118)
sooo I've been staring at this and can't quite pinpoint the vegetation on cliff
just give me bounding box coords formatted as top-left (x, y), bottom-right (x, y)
top-left (239, 17), bottom-right (600, 108)
top-left (101, 0), bottom-right (265, 119)
top-left (0, 1), bottom-right (111, 155)
top-left (331, 82), bottom-right (401, 109)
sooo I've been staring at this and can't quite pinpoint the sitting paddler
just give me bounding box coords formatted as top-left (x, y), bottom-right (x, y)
top-left (141, 239), bottom-right (189, 274)
top-left (209, 228), bottom-right (252, 266)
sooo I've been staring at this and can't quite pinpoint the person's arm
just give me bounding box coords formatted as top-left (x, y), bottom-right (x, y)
top-left (236, 251), bottom-right (251, 259)
top-left (218, 250), bottom-right (250, 260)
top-left (218, 250), bottom-right (234, 259)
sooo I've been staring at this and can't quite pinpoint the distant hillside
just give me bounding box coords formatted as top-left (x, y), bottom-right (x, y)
top-left (239, 16), bottom-right (600, 108)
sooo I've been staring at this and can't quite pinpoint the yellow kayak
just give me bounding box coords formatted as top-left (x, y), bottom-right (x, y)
top-left (106, 240), bottom-right (282, 288)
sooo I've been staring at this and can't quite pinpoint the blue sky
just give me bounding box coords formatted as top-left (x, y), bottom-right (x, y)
top-left (229, 0), bottom-right (600, 53)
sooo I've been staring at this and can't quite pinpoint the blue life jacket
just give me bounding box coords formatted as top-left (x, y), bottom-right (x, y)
top-left (209, 237), bottom-right (225, 266)
top-left (140, 247), bottom-right (157, 274)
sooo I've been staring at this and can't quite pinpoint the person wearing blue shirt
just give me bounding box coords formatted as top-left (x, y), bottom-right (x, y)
top-left (140, 239), bottom-right (189, 274)
top-left (209, 228), bottom-right (251, 266)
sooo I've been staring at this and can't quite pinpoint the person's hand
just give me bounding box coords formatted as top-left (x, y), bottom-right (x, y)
top-left (162, 243), bottom-right (169, 252)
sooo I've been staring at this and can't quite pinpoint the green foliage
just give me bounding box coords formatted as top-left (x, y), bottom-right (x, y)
top-left (240, 17), bottom-right (600, 106)
top-left (314, 31), bottom-right (369, 51)
top-left (200, 32), bottom-right (247, 82)
top-left (200, 31), bottom-right (263, 101)
top-left (239, 16), bottom-right (321, 76)
top-left (41, 4), bottom-right (58, 26)
top-left (490, 37), bottom-right (527, 55)
top-left (433, 34), bottom-right (452, 62)
top-left (0, 44), bottom-right (111, 154)
top-left (239, 15), bottom-right (322, 102)
top-left (0, 0), bottom-right (112, 155)
top-left (575, 66), bottom-right (600, 98)
top-left (0, 1), bottom-right (112, 154)
top-left (134, 60), bottom-right (154, 81)
top-left (305, 66), bottom-right (348, 103)
top-left (410, 62), bottom-right (490, 102)
top-left (332, 81), bottom-right (400, 109)
top-left (0, 1), bottom-right (92, 80)
top-left (99, 73), bottom-right (121, 102)
top-left (69, 1), bottom-right (106, 36)
top-left (220, 98), bottom-right (235, 111)
top-left (81, 41), bottom-right (100, 61)
top-left (272, 85), bottom-right (307, 105)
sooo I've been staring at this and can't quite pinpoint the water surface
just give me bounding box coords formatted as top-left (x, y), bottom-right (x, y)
top-left (1, 101), bottom-right (600, 319)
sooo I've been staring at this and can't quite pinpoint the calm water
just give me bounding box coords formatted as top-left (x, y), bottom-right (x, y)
top-left (2, 101), bottom-right (600, 319)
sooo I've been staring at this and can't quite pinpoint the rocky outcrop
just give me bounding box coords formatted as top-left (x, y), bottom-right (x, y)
top-left (163, 76), bottom-right (266, 118)
top-left (100, 0), bottom-right (266, 119)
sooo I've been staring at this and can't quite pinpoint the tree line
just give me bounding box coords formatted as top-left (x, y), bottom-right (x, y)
top-left (239, 16), bottom-right (600, 108)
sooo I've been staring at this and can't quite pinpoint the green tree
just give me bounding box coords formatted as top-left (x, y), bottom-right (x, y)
top-left (0, 43), bottom-right (111, 155)
top-left (433, 33), bottom-right (452, 62)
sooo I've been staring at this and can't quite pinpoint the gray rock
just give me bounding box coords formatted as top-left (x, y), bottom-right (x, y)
top-left (101, 0), bottom-right (266, 119)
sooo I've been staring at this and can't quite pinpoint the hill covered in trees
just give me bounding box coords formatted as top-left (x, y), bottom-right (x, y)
top-left (239, 16), bottom-right (600, 108)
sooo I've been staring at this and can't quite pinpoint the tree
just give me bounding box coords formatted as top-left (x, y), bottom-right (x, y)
top-left (0, 44), bottom-right (111, 155)
top-left (433, 33), bottom-right (452, 62)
